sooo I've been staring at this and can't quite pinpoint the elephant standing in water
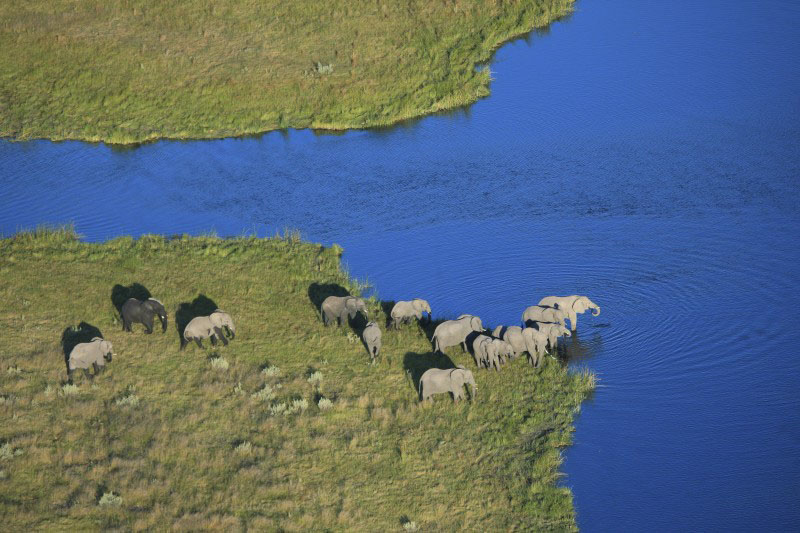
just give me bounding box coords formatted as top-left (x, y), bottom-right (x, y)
top-left (321, 296), bottom-right (368, 326)
top-left (121, 298), bottom-right (168, 333)
top-left (390, 299), bottom-right (431, 328)
top-left (362, 322), bottom-right (382, 362)
top-left (522, 305), bottom-right (567, 329)
top-left (181, 316), bottom-right (227, 350)
top-left (431, 315), bottom-right (483, 353)
top-left (419, 367), bottom-right (477, 402)
top-left (538, 295), bottom-right (600, 332)
top-left (66, 337), bottom-right (113, 384)
top-left (535, 322), bottom-right (571, 354)
top-left (210, 309), bottom-right (236, 339)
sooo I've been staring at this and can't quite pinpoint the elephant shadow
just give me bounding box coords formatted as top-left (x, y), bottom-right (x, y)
top-left (463, 330), bottom-right (486, 357)
top-left (379, 300), bottom-right (395, 329)
top-left (416, 317), bottom-right (449, 350)
top-left (175, 294), bottom-right (219, 342)
top-left (111, 283), bottom-right (152, 316)
top-left (307, 282), bottom-right (350, 315)
top-left (402, 351), bottom-right (457, 400)
top-left (61, 322), bottom-right (104, 364)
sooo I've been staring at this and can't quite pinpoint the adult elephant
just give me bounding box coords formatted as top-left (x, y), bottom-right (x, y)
top-left (495, 326), bottom-right (546, 367)
top-left (538, 295), bottom-right (601, 332)
top-left (209, 309), bottom-right (236, 339)
top-left (66, 337), bottom-right (113, 384)
top-left (431, 315), bottom-right (483, 353)
top-left (521, 305), bottom-right (567, 329)
top-left (535, 322), bottom-right (571, 354)
top-left (321, 296), bottom-right (368, 326)
top-left (419, 367), bottom-right (477, 402)
top-left (390, 299), bottom-right (431, 328)
top-left (121, 298), bottom-right (168, 333)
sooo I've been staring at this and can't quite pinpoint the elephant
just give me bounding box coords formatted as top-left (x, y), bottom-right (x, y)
top-left (538, 295), bottom-right (600, 332)
top-left (362, 321), bottom-right (382, 362)
top-left (321, 296), bottom-right (368, 326)
top-left (209, 309), bottom-right (236, 339)
top-left (472, 335), bottom-right (501, 371)
top-left (66, 337), bottom-right (113, 384)
top-left (490, 338), bottom-right (514, 363)
top-left (121, 298), bottom-right (167, 333)
top-left (431, 315), bottom-right (483, 353)
top-left (390, 299), bottom-right (431, 328)
top-left (496, 326), bottom-right (546, 367)
top-left (522, 305), bottom-right (567, 329)
top-left (419, 367), bottom-right (477, 402)
top-left (533, 322), bottom-right (571, 354)
top-left (181, 316), bottom-right (228, 350)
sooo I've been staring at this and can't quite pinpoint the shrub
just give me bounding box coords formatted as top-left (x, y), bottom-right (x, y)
top-left (235, 441), bottom-right (253, 454)
top-left (307, 371), bottom-right (323, 385)
top-left (251, 385), bottom-right (276, 402)
top-left (318, 397), bottom-right (334, 410)
top-left (262, 365), bottom-right (280, 377)
top-left (98, 491), bottom-right (123, 506)
top-left (61, 384), bottom-right (80, 396)
top-left (115, 394), bottom-right (140, 407)
top-left (210, 357), bottom-right (229, 371)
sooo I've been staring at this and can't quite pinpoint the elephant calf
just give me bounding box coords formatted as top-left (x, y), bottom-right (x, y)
top-left (362, 322), bottom-right (382, 362)
top-left (419, 367), bottom-right (476, 402)
top-left (121, 298), bottom-right (168, 334)
top-left (210, 309), bottom-right (236, 340)
top-left (472, 334), bottom-right (501, 371)
top-left (181, 316), bottom-right (228, 350)
top-left (67, 337), bottom-right (113, 384)
top-left (390, 299), bottom-right (431, 328)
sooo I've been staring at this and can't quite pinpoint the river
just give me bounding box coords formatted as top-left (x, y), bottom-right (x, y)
top-left (2, 0), bottom-right (799, 530)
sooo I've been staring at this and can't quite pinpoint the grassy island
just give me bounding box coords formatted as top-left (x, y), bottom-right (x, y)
top-left (0, 0), bottom-right (574, 144)
top-left (0, 228), bottom-right (593, 531)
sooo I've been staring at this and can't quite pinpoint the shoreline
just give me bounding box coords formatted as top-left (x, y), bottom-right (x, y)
top-left (0, 1), bottom-right (574, 146)
top-left (0, 227), bottom-right (594, 529)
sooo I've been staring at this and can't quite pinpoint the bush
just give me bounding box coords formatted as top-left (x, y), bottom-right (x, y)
top-left (210, 357), bottom-right (229, 371)
top-left (98, 491), bottom-right (123, 506)
top-left (318, 397), bottom-right (334, 410)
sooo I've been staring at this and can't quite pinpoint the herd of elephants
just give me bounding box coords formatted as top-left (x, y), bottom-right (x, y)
top-left (62, 283), bottom-right (600, 402)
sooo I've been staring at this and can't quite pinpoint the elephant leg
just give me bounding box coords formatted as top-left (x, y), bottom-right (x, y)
top-left (67, 368), bottom-right (73, 385)
top-left (180, 338), bottom-right (187, 350)
top-left (194, 338), bottom-right (203, 349)
top-left (83, 368), bottom-right (93, 381)
top-left (210, 334), bottom-right (217, 346)
top-left (215, 327), bottom-right (229, 346)
top-left (145, 319), bottom-right (153, 334)
top-left (569, 312), bottom-right (578, 332)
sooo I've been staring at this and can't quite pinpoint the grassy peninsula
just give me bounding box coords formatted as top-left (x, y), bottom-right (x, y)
top-left (0, 0), bottom-right (574, 144)
top-left (0, 228), bottom-right (593, 531)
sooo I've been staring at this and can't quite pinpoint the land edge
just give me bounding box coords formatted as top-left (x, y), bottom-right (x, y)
top-left (1, 5), bottom-right (575, 146)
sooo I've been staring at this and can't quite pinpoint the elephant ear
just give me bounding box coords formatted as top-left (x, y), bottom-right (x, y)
top-left (573, 297), bottom-right (588, 313)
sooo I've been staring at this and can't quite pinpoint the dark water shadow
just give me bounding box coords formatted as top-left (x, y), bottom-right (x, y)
top-left (111, 283), bottom-right (152, 316)
top-left (402, 351), bottom-right (457, 400)
top-left (307, 282), bottom-right (349, 315)
top-left (562, 330), bottom-right (603, 364)
top-left (175, 294), bottom-right (219, 345)
top-left (61, 321), bottom-right (103, 369)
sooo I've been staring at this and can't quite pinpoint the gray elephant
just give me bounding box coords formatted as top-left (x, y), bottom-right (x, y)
top-left (538, 295), bottom-right (601, 332)
top-left (431, 315), bottom-right (483, 353)
top-left (522, 305), bottom-right (567, 329)
top-left (209, 309), bottom-right (236, 339)
top-left (472, 334), bottom-right (501, 371)
top-left (321, 296), bottom-right (368, 326)
top-left (121, 298), bottom-right (167, 333)
top-left (496, 326), bottom-right (545, 367)
top-left (534, 322), bottom-right (571, 354)
top-left (66, 337), bottom-right (113, 384)
top-left (419, 367), bottom-right (477, 402)
top-left (362, 321), bottom-right (382, 362)
top-left (181, 316), bottom-right (228, 350)
top-left (491, 338), bottom-right (514, 363)
top-left (390, 299), bottom-right (431, 328)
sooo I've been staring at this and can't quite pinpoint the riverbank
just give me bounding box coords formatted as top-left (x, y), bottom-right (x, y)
top-left (0, 0), bottom-right (574, 144)
top-left (0, 227), bottom-right (593, 530)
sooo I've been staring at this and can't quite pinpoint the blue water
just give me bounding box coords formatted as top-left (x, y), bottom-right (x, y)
top-left (2, 0), bottom-right (800, 530)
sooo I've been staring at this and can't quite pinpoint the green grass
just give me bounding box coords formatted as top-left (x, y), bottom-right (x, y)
top-left (0, 0), bottom-right (575, 144)
top-left (0, 227), bottom-right (594, 530)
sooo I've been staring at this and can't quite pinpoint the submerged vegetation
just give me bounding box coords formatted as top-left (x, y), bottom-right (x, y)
top-left (0, 226), bottom-right (593, 530)
top-left (0, 0), bottom-right (574, 144)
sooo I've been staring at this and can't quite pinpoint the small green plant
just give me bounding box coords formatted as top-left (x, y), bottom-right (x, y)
top-left (0, 395), bottom-right (8, 405)
top-left (235, 441), bottom-right (253, 454)
top-left (6, 366), bottom-right (21, 376)
top-left (307, 371), bottom-right (323, 385)
top-left (318, 397), bottom-right (334, 410)
top-left (210, 357), bottom-right (229, 371)
top-left (402, 520), bottom-right (419, 531)
top-left (251, 385), bottom-right (276, 402)
top-left (115, 394), bottom-right (140, 407)
top-left (314, 61), bottom-right (333, 75)
top-left (262, 365), bottom-right (280, 377)
top-left (233, 382), bottom-right (244, 395)
top-left (0, 443), bottom-right (23, 461)
top-left (269, 402), bottom-right (288, 416)
top-left (290, 398), bottom-right (308, 413)
top-left (60, 384), bottom-right (80, 396)
top-left (98, 491), bottom-right (123, 506)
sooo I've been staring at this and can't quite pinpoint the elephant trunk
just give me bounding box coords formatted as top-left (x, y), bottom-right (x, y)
top-left (592, 306), bottom-right (601, 317)
top-left (160, 315), bottom-right (168, 332)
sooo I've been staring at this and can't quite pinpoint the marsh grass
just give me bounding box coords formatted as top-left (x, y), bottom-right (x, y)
top-left (0, 227), bottom-right (593, 530)
top-left (0, 0), bottom-right (575, 143)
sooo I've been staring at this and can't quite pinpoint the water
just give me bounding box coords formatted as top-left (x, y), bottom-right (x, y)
top-left (2, 0), bottom-right (800, 530)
